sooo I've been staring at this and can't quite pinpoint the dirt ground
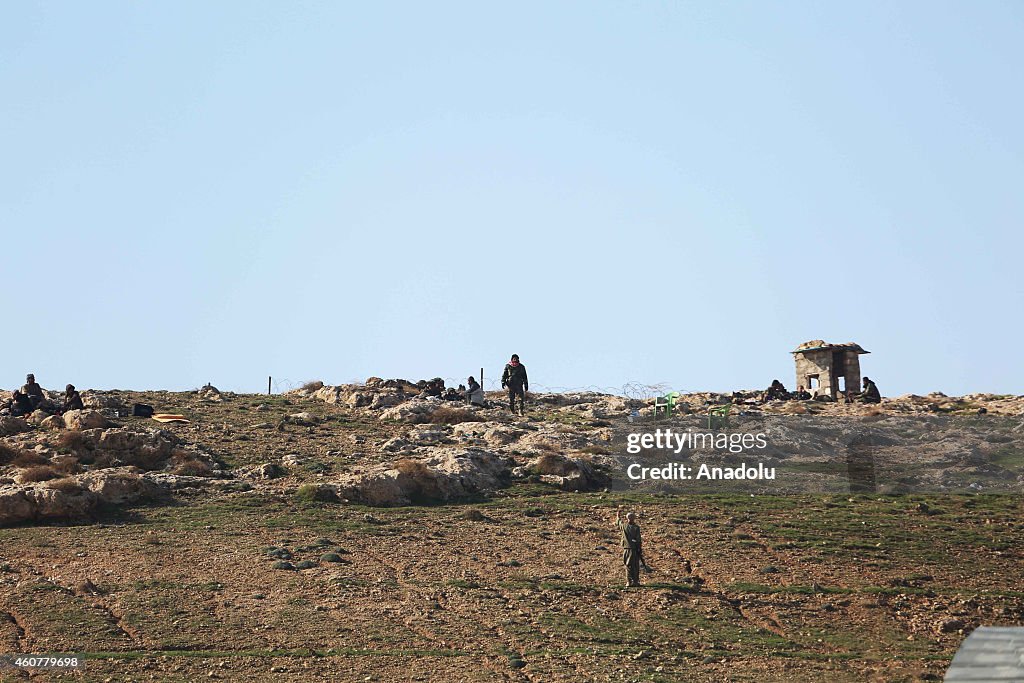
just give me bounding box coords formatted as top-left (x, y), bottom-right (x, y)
top-left (2, 389), bottom-right (1022, 682)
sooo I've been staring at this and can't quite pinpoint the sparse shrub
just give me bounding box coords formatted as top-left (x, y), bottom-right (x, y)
top-left (50, 456), bottom-right (82, 475)
top-left (301, 380), bottom-right (324, 392)
top-left (533, 441), bottom-right (559, 453)
top-left (531, 453), bottom-right (573, 476)
top-left (57, 430), bottom-right (86, 451)
top-left (127, 446), bottom-right (170, 471)
top-left (19, 465), bottom-right (60, 483)
top-left (294, 560), bottom-right (317, 570)
top-left (171, 459), bottom-right (212, 477)
top-left (296, 484), bottom-right (338, 503)
top-left (0, 442), bottom-right (26, 465)
top-left (427, 407), bottom-right (481, 425)
top-left (393, 458), bottom-right (442, 503)
top-left (46, 477), bottom-right (84, 494)
top-left (579, 445), bottom-right (611, 456)
top-left (11, 450), bottom-right (47, 468)
top-left (92, 453), bottom-right (121, 469)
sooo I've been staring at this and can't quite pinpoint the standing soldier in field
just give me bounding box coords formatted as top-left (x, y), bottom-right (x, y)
top-left (617, 506), bottom-right (643, 588)
top-left (501, 354), bottom-right (529, 416)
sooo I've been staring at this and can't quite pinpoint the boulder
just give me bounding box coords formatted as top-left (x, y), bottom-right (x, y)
top-left (236, 463), bottom-right (285, 480)
top-left (335, 448), bottom-right (512, 506)
top-left (288, 412), bottom-right (319, 426)
top-left (78, 468), bottom-right (159, 504)
top-left (0, 417), bottom-right (31, 437)
top-left (63, 410), bottom-right (109, 431)
top-left (526, 453), bottom-right (611, 492)
top-left (40, 415), bottom-right (65, 431)
top-left (0, 488), bottom-right (34, 526)
top-left (81, 391), bottom-right (130, 416)
top-left (378, 399), bottom-right (440, 423)
top-left (406, 427), bottom-right (449, 446)
top-left (198, 384), bottom-right (222, 401)
top-left (452, 422), bottom-right (524, 448)
top-left (24, 486), bottom-right (95, 520)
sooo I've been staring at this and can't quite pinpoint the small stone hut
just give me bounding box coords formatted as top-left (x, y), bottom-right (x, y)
top-left (792, 340), bottom-right (869, 400)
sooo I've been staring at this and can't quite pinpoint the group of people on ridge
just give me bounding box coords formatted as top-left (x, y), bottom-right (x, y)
top-left (5, 373), bottom-right (83, 417)
top-left (761, 377), bottom-right (881, 404)
top-left (414, 354), bottom-right (529, 415)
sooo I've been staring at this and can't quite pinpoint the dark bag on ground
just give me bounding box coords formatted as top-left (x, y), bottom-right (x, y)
top-left (133, 403), bottom-right (154, 417)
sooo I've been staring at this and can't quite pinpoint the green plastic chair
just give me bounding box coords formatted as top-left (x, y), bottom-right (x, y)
top-left (653, 391), bottom-right (680, 419)
top-left (707, 403), bottom-right (731, 430)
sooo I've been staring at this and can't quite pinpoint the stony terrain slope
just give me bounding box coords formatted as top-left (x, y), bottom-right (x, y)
top-left (0, 382), bottom-right (1022, 681)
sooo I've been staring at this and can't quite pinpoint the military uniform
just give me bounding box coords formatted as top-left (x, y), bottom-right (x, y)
top-left (501, 362), bottom-right (528, 415)
top-left (21, 379), bottom-right (44, 410)
top-left (64, 389), bottom-right (84, 412)
top-left (861, 380), bottom-right (881, 404)
top-left (619, 519), bottom-right (643, 587)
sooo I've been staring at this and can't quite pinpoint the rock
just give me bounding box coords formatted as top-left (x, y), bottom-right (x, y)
top-left (237, 463), bottom-right (285, 480)
top-left (320, 553), bottom-right (346, 563)
top-left (281, 453), bottom-right (309, 467)
top-left (452, 422), bottom-right (523, 448)
top-left (78, 468), bottom-right (160, 504)
top-left (40, 415), bottom-right (65, 431)
top-left (0, 488), bottom-right (34, 526)
top-left (936, 618), bottom-right (965, 634)
top-left (63, 410), bottom-right (109, 431)
top-left (528, 453), bottom-right (611, 492)
top-left (141, 472), bottom-right (247, 493)
top-left (288, 412), bottom-right (319, 426)
top-left (406, 427), bottom-right (449, 446)
top-left (378, 399), bottom-right (441, 423)
top-left (198, 384), bottom-right (222, 401)
top-left (24, 486), bottom-right (95, 520)
top-left (90, 427), bottom-right (180, 469)
top-left (295, 560), bottom-right (317, 570)
top-left (0, 417), bottom-right (30, 437)
top-left (28, 409), bottom-right (52, 424)
top-left (381, 438), bottom-right (409, 453)
top-left (335, 448), bottom-right (513, 506)
top-left (80, 392), bottom-right (130, 416)
top-left (272, 561), bottom-right (295, 570)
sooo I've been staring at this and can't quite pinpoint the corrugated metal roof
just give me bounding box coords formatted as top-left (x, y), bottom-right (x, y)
top-left (946, 626), bottom-right (1024, 681)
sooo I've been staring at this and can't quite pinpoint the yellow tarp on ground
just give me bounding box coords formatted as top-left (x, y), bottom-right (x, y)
top-left (151, 414), bottom-right (189, 423)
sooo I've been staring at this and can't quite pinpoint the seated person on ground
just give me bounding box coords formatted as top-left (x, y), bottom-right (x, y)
top-left (792, 385), bottom-right (812, 401)
top-left (466, 376), bottom-right (485, 406)
top-left (64, 384), bottom-right (84, 412)
top-left (420, 379), bottom-right (444, 398)
top-left (763, 379), bottom-right (789, 402)
top-left (858, 377), bottom-right (881, 404)
top-left (21, 373), bottom-right (45, 409)
top-left (10, 390), bottom-right (33, 417)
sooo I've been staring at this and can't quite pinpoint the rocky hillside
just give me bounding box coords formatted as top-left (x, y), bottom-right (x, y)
top-left (0, 380), bottom-right (1022, 680)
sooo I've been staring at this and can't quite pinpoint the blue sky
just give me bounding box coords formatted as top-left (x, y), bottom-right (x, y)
top-left (2, 1), bottom-right (1021, 396)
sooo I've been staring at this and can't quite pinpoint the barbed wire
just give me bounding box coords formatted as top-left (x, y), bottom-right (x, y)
top-left (270, 375), bottom-right (687, 398)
